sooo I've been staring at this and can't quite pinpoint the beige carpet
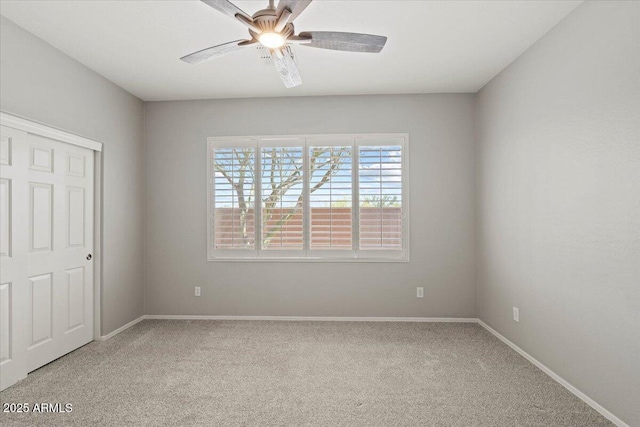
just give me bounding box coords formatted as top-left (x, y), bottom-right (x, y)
top-left (0, 320), bottom-right (612, 426)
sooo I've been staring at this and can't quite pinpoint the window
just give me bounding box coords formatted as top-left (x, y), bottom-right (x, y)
top-left (208, 134), bottom-right (408, 261)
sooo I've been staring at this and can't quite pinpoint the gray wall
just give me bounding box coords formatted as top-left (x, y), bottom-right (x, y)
top-left (0, 16), bottom-right (146, 336)
top-left (475, 2), bottom-right (640, 425)
top-left (144, 94), bottom-right (477, 318)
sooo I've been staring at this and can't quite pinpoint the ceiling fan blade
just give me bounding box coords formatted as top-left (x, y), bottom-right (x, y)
top-left (201, 0), bottom-right (251, 20)
top-left (276, 0), bottom-right (313, 22)
top-left (298, 31), bottom-right (387, 53)
top-left (180, 40), bottom-right (254, 64)
top-left (271, 49), bottom-right (302, 88)
top-left (287, 35), bottom-right (312, 43)
top-left (200, 0), bottom-right (260, 32)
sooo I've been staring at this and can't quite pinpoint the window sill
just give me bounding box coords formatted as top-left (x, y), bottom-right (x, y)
top-left (207, 255), bottom-right (409, 263)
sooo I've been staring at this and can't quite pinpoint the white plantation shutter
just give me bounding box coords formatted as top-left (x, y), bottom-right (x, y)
top-left (208, 135), bottom-right (407, 261)
top-left (212, 146), bottom-right (256, 250)
top-left (260, 145), bottom-right (304, 251)
top-left (308, 145), bottom-right (353, 250)
top-left (358, 143), bottom-right (403, 250)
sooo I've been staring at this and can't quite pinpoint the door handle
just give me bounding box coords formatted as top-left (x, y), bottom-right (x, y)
top-left (86, 254), bottom-right (92, 261)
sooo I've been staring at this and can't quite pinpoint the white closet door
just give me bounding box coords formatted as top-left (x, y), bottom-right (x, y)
top-left (25, 133), bottom-right (94, 372)
top-left (0, 125), bottom-right (95, 390)
top-left (0, 126), bottom-right (29, 390)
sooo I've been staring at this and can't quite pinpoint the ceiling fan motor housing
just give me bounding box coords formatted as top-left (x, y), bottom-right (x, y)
top-left (251, 8), bottom-right (295, 39)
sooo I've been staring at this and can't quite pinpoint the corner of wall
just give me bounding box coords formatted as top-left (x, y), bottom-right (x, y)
top-left (472, 91), bottom-right (481, 321)
top-left (141, 101), bottom-right (148, 316)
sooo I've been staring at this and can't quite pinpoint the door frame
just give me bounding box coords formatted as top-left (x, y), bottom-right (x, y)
top-left (0, 111), bottom-right (104, 340)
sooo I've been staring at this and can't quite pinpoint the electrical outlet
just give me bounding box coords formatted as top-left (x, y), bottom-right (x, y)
top-left (416, 287), bottom-right (424, 298)
top-left (195, 287), bottom-right (201, 297)
top-left (513, 307), bottom-right (520, 322)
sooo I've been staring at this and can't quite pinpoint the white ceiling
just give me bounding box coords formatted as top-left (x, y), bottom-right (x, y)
top-left (0, 0), bottom-right (581, 101)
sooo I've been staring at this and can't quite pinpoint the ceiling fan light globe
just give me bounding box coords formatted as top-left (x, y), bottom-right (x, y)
top-left (259, 32), bottom-right (285, 49)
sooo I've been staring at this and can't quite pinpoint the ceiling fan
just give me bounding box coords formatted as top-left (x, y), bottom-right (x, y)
top-left (180, 0), bottom-right (388, 88)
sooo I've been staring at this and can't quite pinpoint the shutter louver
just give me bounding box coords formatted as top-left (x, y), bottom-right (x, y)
top-left (213, 147), bottom-right (256, 249)
top-left (309, 145), bottom-right (353, 250)
top-left (358, 145), bottom-right (403, 250)
top-left (261, 146), bottom-right (304, 250)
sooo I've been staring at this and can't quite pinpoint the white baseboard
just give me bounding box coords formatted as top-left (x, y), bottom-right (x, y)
top-left (96, 315), bottom-right (146, 341)
top-left (144, 315), bottom-right (479, 323)
top-left (97, 315), bottom-right (477, 340)
top-left (477, 320), bottom-right (629, 427)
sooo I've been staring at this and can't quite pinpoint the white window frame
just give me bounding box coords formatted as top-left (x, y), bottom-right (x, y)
top-left (207, 133), bottom-right (410, 262)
